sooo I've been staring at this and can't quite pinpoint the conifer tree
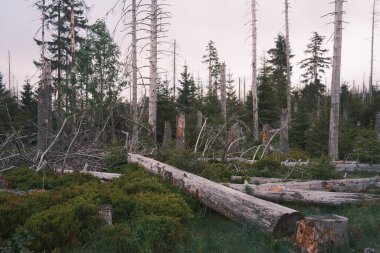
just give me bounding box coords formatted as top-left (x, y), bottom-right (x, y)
top-left (177, 66), bottom-right (198, 113)
top-left (202, 41), bottom-right (220, 93)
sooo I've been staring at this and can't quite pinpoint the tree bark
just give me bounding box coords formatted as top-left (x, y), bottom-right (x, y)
top-left (229, 183), bottom-right (380, 205)
top-left (173, 39), bottom-right (177, 98)
top-left (149, 0), bottom-right (158, 138)
top-left (37, 62), bottom-right (52, 152)
top-left (220, 63), bottom-right (227, 121)
top-left (132, 0), bottom-right (139, 146)
top-left (336, 162), bottom-right (380, 173)
top-left (329, 0), bottom-right (344, 160)
top-left (369, 0), bottom-right (377, 102)
top-left (296, 215), bottom-right (348, 253)
top-left (251, 0), bottom-right (259, 141)
top-left (280, 108), bottom-right (289, 152)
top-left (176, 112), bottom-right (186, 150)
top-left (128, 154), bottom-right (303, 236)
top-left (376, 112), bottom-right (380, 142)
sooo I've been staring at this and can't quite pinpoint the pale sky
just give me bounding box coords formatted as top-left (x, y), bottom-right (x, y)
top-left (0, 0), bottom-right (379, 98)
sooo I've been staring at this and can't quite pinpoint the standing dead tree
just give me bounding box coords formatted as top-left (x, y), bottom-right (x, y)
top-left (220, 63), bottom-right (227, 121)
top-left (131, 0), bottom-right (139, 148)
top-left (329, 0), bottom-right (344, 160)
top-left (251, 0), bottom-right (259, 142)
top-left (369, 0), bottom-right (378, 102)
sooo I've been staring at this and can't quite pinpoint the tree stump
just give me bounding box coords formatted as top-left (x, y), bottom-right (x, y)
top-left (296, 215), bottom-right (348, 253)
top-left (176, 112), bottom-right (185, 150)
top-left (98, 204), bottom-right (113, 226)
top-left (162, 121), bottom-right (172, 148)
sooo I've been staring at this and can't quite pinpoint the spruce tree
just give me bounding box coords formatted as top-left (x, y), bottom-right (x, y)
top-left (202, 41), bottom-right (220, 93)
top-left (177, 66), bottom-right (198, 113)
top-left (157, 79), bottom-right (176, 144)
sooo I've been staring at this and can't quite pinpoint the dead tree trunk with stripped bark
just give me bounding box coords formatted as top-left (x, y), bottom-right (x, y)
top-left (149, 0), bottom-right (158, 139)
top-left (251, 0), bottom-right (259, 141)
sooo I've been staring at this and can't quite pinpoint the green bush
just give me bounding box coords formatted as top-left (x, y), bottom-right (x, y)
top-left (20, 196), bottom-right (99, 252)
top-left (200, 163), bottom-right (231, 182)
top-left (158, 149), bottom-right (205, 174)
top-left (350, 129), bottom-right (380, 163)
top-left (105, 144), bottom-right (128, 170)
top-left (4, 167), bottom-right (44, 190)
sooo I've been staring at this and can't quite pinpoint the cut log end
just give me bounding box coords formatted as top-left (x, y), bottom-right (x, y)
top-left (296, 215), bottom-right (348, 253)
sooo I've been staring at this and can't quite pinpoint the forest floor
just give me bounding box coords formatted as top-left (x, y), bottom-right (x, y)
top-left (0, 153), bottom-right (379, 252)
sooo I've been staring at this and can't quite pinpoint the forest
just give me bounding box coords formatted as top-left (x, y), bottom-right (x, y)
top-left (0, 0), bottom-right (380, 252)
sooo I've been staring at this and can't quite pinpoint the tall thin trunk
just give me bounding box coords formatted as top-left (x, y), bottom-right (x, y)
top-left (208, 57), bottom-right (212, 94)
top-left (149, 0), bottom-right (158, 138)
top-left (239, 77), bottom-right (241, 102)
top-left (281, 0), bottom-right (291, 152)
top-left (220, 63), bottom-right (227, 121)
top-left (251, 0), bottom-right (259, 141)
top-left (132, 0), bottom-right (138, 144)
top-left (38, 62), bottom-right (52, 152)
top-left (8, 50), bottom-right (11, 91)
top-left (329, 0), bottom-right (344, 160)
top-left (243, 77), bottom-right (246, 103)
top-left (57, 1), bottom-right (63, 120)
top-left (369, 0), bottom-right (377, 102)
top-left (70, 0), bottom-right (77, 128)
top-left (173, 39), bottom-right (177, 98)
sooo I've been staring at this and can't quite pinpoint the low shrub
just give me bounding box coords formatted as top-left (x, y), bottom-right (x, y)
top-left (105, 143), bottom-right (128, 170)
top-left (200, 163), bottom-right (232, 182)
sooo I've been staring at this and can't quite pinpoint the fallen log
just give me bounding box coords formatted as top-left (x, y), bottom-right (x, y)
top-left (335, 162), bottom-right (380, 173)
top-left (63, 170), bottom-right (121, 181)
top-left (231, 176), bottom-right (380, 193)
top-left (229, 183), bottom-right (380, 205)
top-left (128, 154), bottom-right (303, 236)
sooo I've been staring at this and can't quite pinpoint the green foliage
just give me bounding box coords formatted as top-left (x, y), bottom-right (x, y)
top-left (200, 163), bottom-right (231, 182)
top-left (104, 143), bottom-right (128, 170)
top-left (20, 196), bottom-right (99, 252)
top-left (4, 167), bottom-right (44, 190)
top-left (159, 149), bottom-right (205, 175)
top-left (350, 129), bottom-right (380, 162)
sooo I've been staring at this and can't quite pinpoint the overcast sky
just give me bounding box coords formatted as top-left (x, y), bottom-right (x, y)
top-left (0, 0), bottom-right (378, 97)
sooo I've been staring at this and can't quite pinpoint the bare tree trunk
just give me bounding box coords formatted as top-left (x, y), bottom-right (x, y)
top-left (376, 112), bottom-right (380, 142)
top-left (196, 111), bottom-right (203, 130)
top-left (8, 50), bottom-right (11, 91)
top-left (132, 0), bottom-right (139, 146)
top-left (149, 0), bottom-right (158, 138)
top-left (220, 63), bottom-right (227, 121)
top-left (38, 62), bottom-right (53, 152)
top-left (280, 108), bottom-right (289, 152)
top-left (238, 77), bottom-right (241, 102)
top-left (251, 0), bottom-right (259, 142)
top-left (369, 0), bottom-right (377, 102)
top-left (163, 121), bottom-right (173, 148)
top-left (282, 0), bottom-right (291, 152)
top-left (176, 112), bottom-right (185, 150)
top-left (70, 0), bottom-right (77, 129)
top-left (173, 39), bottom-right (176, 98)
top-left (329, 0), bottom-right (344, 160)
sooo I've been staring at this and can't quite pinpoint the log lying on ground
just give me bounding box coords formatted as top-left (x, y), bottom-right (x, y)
top-left (198, 157), bottom-right (257, 164)
top-left (63, 170), bottom-right (121, 181)
top-left (229, 183), bottom-right (380, 205)
top-left (128, 154), bottom-right (303, 236)
top-left (335, 162), bottom-right (380, 173)
top-left (231, 176), bottom-right (380, 193)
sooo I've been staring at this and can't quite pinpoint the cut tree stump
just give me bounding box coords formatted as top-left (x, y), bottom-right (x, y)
top-left (296, 215), bottom-right (348, 253)
top-left (176, 112), bottom-right (185, 150)
top-left (229, 183), bottom-right (380, 205)
top-left (162, 121), bottom-right (173, 148)
top-left (128, 154), bottom-right (303, 236)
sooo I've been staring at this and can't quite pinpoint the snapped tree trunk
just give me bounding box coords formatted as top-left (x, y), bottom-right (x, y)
top-left (128, 154), bottom-right (303, 236)
top-left (176, 112), bottom-right (186, 150)
top-left (251, 0), bottom-right (259, 142)
top-left (227, 123), bottom-right (242, 154)
top-left (148, 0), bottom-right (158, 138)
top-left (329, 0), bottom-right (344, 160)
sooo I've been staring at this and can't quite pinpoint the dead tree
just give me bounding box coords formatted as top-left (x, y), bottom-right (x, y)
top-left (37, 0), bottom-right (52, 152)
top-left (281, 0), bottom-right (291, 152)
top-left (220, 63), bottom-right (227, 121)
top-left (376, 112), bottom-right (380, 141)
top-left (173, 39), bottom-right (177, 98)
top-left (329, 0), bottom-right (344, 160)
top-left (369, 0), bottom-right (377, 101)
top-left (132, 0), bottom-right (139, 146)
top-left (148, 0), bottom-right (158, 138)
top-left (251, 0), bottom-right (259, 142)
